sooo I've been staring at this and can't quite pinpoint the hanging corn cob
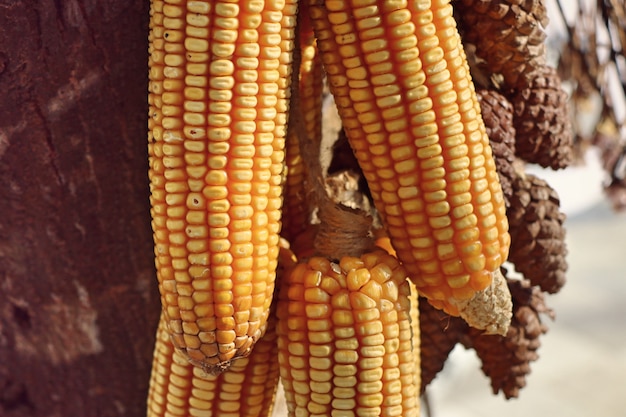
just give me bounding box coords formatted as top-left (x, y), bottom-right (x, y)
top-left (146, 241), bottom-right (297, 417)
top-left (276, 38), bottom-right (422, 413)
top-left (146, 311), bottom-right (281, 417)
top-left (277, 249), bottom-right (421, 417)
top-left (307, 0), bottom-right (511, 333)
top-left (147, 0), bottom-right (296, 373)
top-left (376, 235), bottom-right (422, 393)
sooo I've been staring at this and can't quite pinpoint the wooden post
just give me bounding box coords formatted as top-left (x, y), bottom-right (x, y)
top-left (0, 1), bottom-right (160, 416)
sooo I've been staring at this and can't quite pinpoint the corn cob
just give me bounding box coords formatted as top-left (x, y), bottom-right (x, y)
top-left (147, 0), bottom-right (296, 372)
top-left (147, 311), bottom-right (281, 417)
top-left (277, 249), bottom-right (420, 417)
top-left (374, 236), bottom-right (421, 343)
top-left (282, 5), bottom-right (325, 242)
top-left (146, 241), bottom-right (297, 416)
top-left (376, 234), bottom-right (422, 395)
top-left (408, 282), bottom-right (421, 385)
top-left (307, 0), bottom-right (511, 332)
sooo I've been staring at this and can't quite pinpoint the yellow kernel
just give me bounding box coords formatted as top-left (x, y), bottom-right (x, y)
top-left (356, 320), bottom-right (383, 336)
top-left (331, 310), bottom-right (354, 327)
top-left (334, 350), bottom-right (359, 365)
top-left (306, 304), bottom-right (330, 319)
top-left (464, 252), bottom-right (487, 273)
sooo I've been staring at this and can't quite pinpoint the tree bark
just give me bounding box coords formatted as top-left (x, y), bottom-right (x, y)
top-left (0, 1), bottom-right (159, 416)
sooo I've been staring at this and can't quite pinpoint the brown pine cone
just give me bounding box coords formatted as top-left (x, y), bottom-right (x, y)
top-left (511, 65), bottom-right (573, 169)
top-left (507, 173), bottom-right (567, 293)
top-left (477, 89), bottom-right (517, 205)
top-left (419, 297), bottom-right (469, 392)
top-left (454, 0), bottom-right (549, 89)
top-left (465, 278), bottom-right (552, 398)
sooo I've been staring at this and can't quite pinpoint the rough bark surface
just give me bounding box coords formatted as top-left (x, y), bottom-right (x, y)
top-left (0, 2), bottom-right (159, 416)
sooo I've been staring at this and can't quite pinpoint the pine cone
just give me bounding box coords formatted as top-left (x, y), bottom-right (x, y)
top-left (466, 278), bottom-right (552, 398)
top-left (477, 89), bottom-right (517, 205)
top-left (511, 65), bottom-right (574, 169)
top-left (454, 0), bottom-right (549, 89)
top-left (419, 297), bottom-right (469, 392)
top-left (507, 173), bottom-right (567, 293)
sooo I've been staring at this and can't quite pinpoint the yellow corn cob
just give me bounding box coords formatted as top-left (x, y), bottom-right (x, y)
top-left (307, 0), bottom-right (510, 320)
top-left (282, 121), bottom-right (308, 243)
top-left (146, 312), bottom-right (280, 417)
top-left (282, 6), bottom-right (324, 242)
top-left (408, 281), bottom-right (421, 401)
top-left (375, 235), bottom-right (421, 387)
top-left (298, 5), bottom-right (324, 150)
top-left (276, 249), bottom-right (420, 417)
top-left (146, 242), bottom-right (296, 417)
top-left (147, 0), bottom-right (296, 372)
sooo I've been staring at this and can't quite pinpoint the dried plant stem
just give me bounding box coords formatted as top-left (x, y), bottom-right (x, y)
top-left (288, 30), bottom-right (373, 260)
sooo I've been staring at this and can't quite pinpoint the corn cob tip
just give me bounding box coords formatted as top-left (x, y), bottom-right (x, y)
top-left (177, 336), bottom-right (259, 376)
top-left (181, 351), bottom-right (233, 376)
top-left (448, 269), bottom-right (512, 336)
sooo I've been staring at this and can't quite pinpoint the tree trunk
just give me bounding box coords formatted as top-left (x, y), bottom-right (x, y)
top-left (0, 1), bottom-right (159, 416)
